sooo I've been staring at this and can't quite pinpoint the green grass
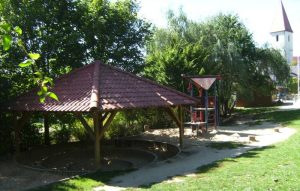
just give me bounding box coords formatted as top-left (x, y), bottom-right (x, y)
top-left (28, 170), bottom-right (127, 191)
top-left (125, 109), bottom-right (300, 191)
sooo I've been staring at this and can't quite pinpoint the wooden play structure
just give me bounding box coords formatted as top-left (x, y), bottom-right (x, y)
top-left (2, 61), bottom-right (198, 168)
top-left (182, 75), bottom-right (221, 136)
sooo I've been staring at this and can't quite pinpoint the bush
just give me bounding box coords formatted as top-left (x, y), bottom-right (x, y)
top-left (0, 113), bottom-right (14, 155)
top-left (20, 121), bottom-right (43, 150)
top-left (104, 109), bottom-right (175, 140)
top-left (52, 124), bottom-right (72, 144)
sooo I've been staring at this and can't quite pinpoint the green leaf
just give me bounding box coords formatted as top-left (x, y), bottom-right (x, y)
top-left (28, 53), bottom-right (40, 60)
top-left (42, 86), bottom-right (48, 92)
top-left (34, 71), bottom-right (43, 78)
top-left (3, 35), bottom-right (12, 51)
top-left (37, 90), bottom-right (43, 96)
top-left (44, 77), bottom-right (54, 86)
top-left (14, 26), bottom-right (22, 35)
top-left (19, 59), bottom-right (33, 67)
top-left (47, 92), bottom-right (59, 101)
top-left (1, 23), bottom-right (11, 32)
top-left (39, 96), bottom-right (46, 103)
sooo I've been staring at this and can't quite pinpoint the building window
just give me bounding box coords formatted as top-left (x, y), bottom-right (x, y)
top-left (276, 35), bottom-right (279, 42)
top-left (288, 35), bottom-right (290, 42)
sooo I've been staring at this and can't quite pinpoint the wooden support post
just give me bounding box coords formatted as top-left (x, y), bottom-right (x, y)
top-left (165, 107), bottom-right (181, 128)
top-left (75, 113), bottom-right (95, 141)
top-left (100, 111), bottom-right (117, 139)
top-left (44, 113), bottom-right (50, 145)
top-left (93, 111), bottom-right (102, 168)
top-left (13, 112), bottom-right (31, 158)
top-left (178, 106), bottom-right (183, 148)
top-left (165, 107), bottom-right (184, 148)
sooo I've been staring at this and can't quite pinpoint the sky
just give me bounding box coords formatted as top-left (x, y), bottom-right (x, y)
top-left (138, 0), bottom-right (300, 56)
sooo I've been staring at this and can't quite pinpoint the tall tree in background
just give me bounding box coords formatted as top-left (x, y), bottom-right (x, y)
top-left (0, 0), bottom-right (151, 100)
top-left (81, 0), bottom-right (151, 73)
top-left (145, 11), bottom-right (289, 116)
top-left (0, 0), bottom-right (151, 155)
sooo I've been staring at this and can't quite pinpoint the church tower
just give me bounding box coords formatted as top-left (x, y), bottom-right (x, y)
top-left (270, 1), bottom-right (293, 64)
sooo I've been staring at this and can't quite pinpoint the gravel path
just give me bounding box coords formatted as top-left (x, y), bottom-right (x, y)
top-left (0, 157), bottom-right (68, 191)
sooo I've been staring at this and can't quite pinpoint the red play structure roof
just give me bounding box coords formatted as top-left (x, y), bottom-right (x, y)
top-left (191, 78), bottom-right (216, 90)
top-left (5, 61), bottom-right (198, 112)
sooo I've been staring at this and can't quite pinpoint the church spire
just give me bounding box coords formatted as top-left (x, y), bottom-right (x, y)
top-left (270, 1), bottom-right (293, 33)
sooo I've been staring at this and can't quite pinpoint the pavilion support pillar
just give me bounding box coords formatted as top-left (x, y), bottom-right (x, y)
top-left (165, 106), bottom-right (184, 148)
top-left (93, 111), bottom-right (102, 168)
top-left (178, 106), bottom-right (184, 148)
top-left (75, 113), bottom-right (95, 141)
top-left (44, 113), bottom-right (50, 145)
top-left (92, 111), bottom-right (117, 168)
top-left (13, 112), bottom-right (31, 159)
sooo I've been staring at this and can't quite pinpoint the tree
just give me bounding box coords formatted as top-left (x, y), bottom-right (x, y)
top-left (145, 11), bottom-right (290, 116)
top-left (0, 0), bottom-right (151, 154)
top-left (80, 0), bottom-right (151, 73)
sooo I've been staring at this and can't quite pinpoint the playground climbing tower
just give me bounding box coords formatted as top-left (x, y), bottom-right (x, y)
top-left (182, 75), bottom-right (221, 136)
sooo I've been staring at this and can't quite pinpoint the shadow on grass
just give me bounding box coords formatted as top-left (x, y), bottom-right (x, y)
top-left (195, 145), bottom-right (275, 175)
top-left (27, 170), bottom-right (132, 191)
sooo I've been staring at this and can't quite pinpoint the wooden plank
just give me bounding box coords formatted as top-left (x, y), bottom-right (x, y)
top-left (75, 113), bottom-right (95, 141)
top-left (93, 111), bottom-right (101, 167)
top-left (100, 111), bottom-right (117, 139)
top-left (13, 112), bottom-right (31, 157)
top-left (44, 114), bottom-right (50, 145)
top-left (165, 107), bottom-right (181, 128)
top-left (178, 106), bottom-right (183, 148)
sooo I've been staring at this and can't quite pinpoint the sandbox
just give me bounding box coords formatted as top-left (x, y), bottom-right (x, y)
top-left (17, 139), bottom-right (180, 174)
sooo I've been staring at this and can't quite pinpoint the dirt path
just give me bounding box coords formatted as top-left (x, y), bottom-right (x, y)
top-left (94, 122), bottom-right (296, 191)
top-left (0, 157), bottom-right (68, 191)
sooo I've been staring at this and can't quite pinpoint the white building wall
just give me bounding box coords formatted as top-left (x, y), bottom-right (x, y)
top-left (270, 31), bottom-right (293, 64)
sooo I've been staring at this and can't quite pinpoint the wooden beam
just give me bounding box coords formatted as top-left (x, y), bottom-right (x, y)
top-left (178, 106), bottom-right (184, 148)
top-left (93, 111), bottom-right (101, 167)
top-left (101, 112), bottom-right (110, 121)
top-left (75, 113), bottom-right (95, 141)
top-left (99, 111), bottom-right (117, 139)
top-left (44, 113), bottom-right (50, 145)
top-left (165, 107), bottom-right (181, 128)
top-left (13, 112), bottom-right (31, 157)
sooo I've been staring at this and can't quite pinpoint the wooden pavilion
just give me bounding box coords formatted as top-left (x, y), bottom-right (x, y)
top-left (3, 61), bottom-right (199, 167)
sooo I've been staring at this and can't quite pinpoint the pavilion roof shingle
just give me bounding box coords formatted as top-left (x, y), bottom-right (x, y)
top-left (4, 61), bottom-right (198, 112)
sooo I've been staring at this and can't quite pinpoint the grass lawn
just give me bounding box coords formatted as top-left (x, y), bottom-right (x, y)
top-left (29, 109), bottom-right (300, 191)
top-left (28, 170), bottom-right (127, 191)
top-left (126, 109), bottom-right (300, 191)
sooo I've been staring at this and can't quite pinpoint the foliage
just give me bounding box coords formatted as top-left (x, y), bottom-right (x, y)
top-left (80, 0), bottom-right (152, 73)
top-left (145, 11), bottom-right (290, 116)
top-left (287, 77), bottom-right (298, 94)
top-left (20, 121), bottom-right (43, 150)
top-left (0, 0), bottom-right (151, 154)
top-left (0, 113), bottom-right (14, 155)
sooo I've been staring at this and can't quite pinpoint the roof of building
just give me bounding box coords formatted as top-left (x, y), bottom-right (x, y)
top-left (4, 61), bottom-right (198, 112)
top-left (270, 1), bottom-right (293, 33)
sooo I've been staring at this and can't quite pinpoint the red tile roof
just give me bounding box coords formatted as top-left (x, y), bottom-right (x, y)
top-left (4, 61), bottom-right (198, 112)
